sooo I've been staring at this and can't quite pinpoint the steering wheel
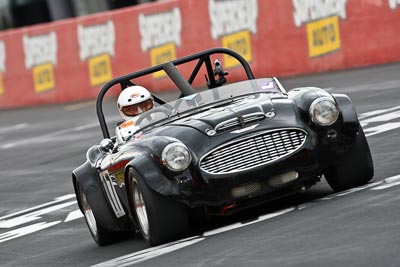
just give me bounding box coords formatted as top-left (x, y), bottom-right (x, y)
top-left (135, 108), bottom-right (172, 125)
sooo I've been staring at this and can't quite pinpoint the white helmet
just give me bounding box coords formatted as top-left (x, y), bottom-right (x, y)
top-left (117, 86), bottom-right (154, 121)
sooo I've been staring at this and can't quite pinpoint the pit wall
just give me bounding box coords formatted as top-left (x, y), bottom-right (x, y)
top-left (1, 0), bottom-right (400, 108)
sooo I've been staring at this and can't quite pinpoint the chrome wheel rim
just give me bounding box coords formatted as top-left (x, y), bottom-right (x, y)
top-left (133, 179), bottom-right (149, 237)
top-left (81, 190), bottom-right (98, 236)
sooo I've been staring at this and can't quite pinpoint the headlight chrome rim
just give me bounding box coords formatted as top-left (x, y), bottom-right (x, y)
top-left (309, 97), bottom-right (339, 126)
top-left (161, 142), bottom-right (192, 172)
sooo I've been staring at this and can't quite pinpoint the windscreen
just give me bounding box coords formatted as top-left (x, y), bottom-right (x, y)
top-left (134, 78), bottom-right (281, 131)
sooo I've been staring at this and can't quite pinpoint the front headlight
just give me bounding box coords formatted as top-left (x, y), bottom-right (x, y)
top-left (161, 142), bottom-right (191, 172)
top-left (309, 97), bottom-right (339, 126)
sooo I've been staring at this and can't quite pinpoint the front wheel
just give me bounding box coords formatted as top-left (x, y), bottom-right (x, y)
top-left (324, 126), bottom-right (374, 192)
top-left (129, 168), bottom-right (189, 246)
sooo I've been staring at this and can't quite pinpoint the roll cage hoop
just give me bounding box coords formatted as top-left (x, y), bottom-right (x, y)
top-left (96, 47), bottom-right (255, 138)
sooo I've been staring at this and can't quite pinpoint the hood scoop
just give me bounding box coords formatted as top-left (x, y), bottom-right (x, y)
top-left (196, 102), bottom-right (274, 132)
top-left (215, 112), bottom-right (266, 131)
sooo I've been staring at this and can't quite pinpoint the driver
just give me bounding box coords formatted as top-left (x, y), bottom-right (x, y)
top-left (115, 85), bottom-right (154, 143)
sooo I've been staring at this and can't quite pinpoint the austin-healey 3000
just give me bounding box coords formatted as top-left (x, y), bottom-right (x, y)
top-left (72, 48), bottom-right (373, 246)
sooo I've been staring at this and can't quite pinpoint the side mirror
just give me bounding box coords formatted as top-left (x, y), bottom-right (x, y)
top-left (99, 138), bottom-right (114, 152)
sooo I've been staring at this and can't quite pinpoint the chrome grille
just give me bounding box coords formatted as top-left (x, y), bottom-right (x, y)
top-left (199, 129), bottom-right (307, 175)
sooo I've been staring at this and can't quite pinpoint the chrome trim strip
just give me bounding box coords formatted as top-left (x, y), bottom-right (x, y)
top-left (199, 128), bottom-right (308, 175)
top-left (99, 171), bottom-right (126, 218)
top-left (273, 77), bottom-right (287, 94)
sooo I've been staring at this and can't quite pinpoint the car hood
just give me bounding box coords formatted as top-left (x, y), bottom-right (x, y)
top-left (130, 97), bottom-right (304, 169)
top-left (166, 95), bottom-right (275, 133)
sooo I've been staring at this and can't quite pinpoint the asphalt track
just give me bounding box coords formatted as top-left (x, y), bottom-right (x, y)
top-left (1, 63), bottom-right (400, 266)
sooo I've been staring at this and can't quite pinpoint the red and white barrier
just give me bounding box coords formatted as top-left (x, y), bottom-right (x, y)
top-left (1, 0), bottom-right (400, 108)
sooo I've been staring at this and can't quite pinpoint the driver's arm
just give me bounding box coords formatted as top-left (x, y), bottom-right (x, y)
top-left (115, 119), bottom-right (140, 144)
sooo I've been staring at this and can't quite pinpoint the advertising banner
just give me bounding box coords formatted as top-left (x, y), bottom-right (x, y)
top-left (1, 0), bottom-right (400, 108)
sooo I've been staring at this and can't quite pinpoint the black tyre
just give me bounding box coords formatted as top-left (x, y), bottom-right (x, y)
top-left (129, 168), bottom-right (189, 246)
top-left (78, 183), bottom-right (125, 246)
top-left (324, 126), bottom-right (374, 192)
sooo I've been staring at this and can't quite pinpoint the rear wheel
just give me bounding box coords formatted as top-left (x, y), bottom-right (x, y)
top-left (78, 183), bottom-right (125, 245)
top-left (324, 126), bottom-right (374, 192)
top-left (129, 168), bottom-right (189, 246)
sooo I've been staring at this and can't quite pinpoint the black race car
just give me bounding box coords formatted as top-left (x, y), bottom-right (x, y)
top-left (72, 48), bottom-right (373, 246)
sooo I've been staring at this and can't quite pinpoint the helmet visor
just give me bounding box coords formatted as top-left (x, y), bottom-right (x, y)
top-left (121, 98), bottom-right (154, 116)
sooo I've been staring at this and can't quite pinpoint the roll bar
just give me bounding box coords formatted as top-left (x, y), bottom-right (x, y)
top-left (96, 47), bottom-right (255, 138)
